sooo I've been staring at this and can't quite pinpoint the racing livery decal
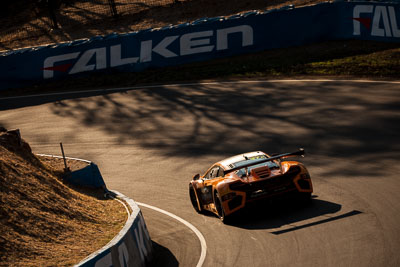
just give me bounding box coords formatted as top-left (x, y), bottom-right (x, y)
top-left (353, 5), bottom-right (400, 37)
top-left (42, 25), bottom-right (253, 79)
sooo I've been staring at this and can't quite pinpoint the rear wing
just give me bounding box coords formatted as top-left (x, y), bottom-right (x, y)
top-left (224, 148), bottom-right (305, 175)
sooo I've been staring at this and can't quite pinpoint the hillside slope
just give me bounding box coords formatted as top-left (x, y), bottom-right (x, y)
top-left (1, 0), bottom-right (326, 51)
top-left (0, 128), bottom-right (126, 266)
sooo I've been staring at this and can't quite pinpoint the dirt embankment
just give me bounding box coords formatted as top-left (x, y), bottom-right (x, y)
top-left (0, 128), bottom-right (126, 266)
top-left (0, 0), bottom-right (326, 51)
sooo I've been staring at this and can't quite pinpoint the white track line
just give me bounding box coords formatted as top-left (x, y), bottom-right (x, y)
top-left (1, 79), bottom-right (399, 101)
top-left (136, 202), bottom-right (207, 267)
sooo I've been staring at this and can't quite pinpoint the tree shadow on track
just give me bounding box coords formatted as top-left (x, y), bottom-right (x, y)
top-left (39, 80), bottom-right (400, 177)
top-left (0, 88), bottom-right (131, 111)
top-left (227, 196), bottom-right (361, 232)
top-left (2, 80), bottom-right (399, 178)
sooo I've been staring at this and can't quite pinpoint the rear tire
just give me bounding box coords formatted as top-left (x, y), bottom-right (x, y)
top-left (214, 191), bottom-right (229, 224)
top-left (189, 184), bottom-right (202, 213)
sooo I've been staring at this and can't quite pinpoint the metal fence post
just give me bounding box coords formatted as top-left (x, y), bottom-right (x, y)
top-left (60, 142), bottom-right (70, 173)
top-left (108, 0), bottom-right (118, 18)
top-left (47, 0), bottom-right (59, 29)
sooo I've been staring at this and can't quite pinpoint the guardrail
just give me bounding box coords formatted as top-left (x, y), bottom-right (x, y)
top-left (1, 1), bottom-right (399, 90)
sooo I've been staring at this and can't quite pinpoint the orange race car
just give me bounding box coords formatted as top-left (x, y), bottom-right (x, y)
top-left (189, 149), bottom-right (313, 223)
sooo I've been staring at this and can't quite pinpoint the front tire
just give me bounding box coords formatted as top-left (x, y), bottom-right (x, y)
top-left (189, 184), bottom-right (202, 213)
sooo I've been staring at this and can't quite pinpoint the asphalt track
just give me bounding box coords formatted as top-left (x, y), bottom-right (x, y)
top-left (1, 80), bottom-right (400, 266)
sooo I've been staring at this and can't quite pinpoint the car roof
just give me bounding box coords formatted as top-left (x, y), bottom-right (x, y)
top-left (218, 151), bottom-right (267, 170)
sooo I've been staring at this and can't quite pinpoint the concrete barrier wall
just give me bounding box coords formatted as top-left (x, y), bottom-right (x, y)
top-left (76, 191), bottom-right (153, 267)
top-left (0, 1), bottom-right (399, 90)
top-left (37, 154), bottom-right (106, 188)
top-left (67, 162), bottom-right (106, 188)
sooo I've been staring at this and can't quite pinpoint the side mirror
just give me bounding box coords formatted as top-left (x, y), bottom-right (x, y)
top-left (193, 174), bottom-right (200, 180)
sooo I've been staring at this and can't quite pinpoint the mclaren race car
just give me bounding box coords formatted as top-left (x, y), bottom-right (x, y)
top-left (189, 149), bottom-right (313, 222)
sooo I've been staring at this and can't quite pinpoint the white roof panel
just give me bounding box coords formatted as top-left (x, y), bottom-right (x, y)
top-left (218, 151), bottom-right (267, 169)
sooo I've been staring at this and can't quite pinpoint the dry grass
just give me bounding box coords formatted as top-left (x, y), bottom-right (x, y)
top-left (0, 129), bottom-right (127, 266)
top-left (38, 156), bottom-right (89, 172)
top-left (0, 0), bottom-right (326, 51)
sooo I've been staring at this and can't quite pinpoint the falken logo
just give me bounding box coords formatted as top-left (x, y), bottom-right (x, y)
top-left (353, 5), bottom-right (400, 37)
top-left (42, 25), bottom-right (253, 79)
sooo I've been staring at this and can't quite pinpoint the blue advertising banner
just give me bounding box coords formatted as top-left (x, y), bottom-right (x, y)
top-left (0, 1), bottom-right (399, 90)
